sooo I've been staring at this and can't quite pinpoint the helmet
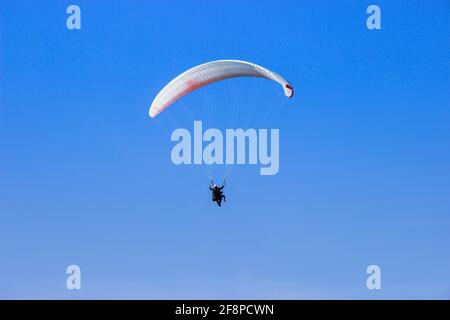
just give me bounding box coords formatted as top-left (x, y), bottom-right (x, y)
top-left (213, 184), bottom-right (217, 188)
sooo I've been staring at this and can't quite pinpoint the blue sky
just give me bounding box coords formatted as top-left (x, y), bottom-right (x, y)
top-left (0, 0), bottom-right (449, 299)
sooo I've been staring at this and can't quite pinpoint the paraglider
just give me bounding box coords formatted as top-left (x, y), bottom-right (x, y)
top-left (209, 180), bottom-right (226, 207)
top-left (148, 59), bottom-right (294, 206)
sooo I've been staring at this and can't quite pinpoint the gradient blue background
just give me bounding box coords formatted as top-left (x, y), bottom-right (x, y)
top-left (0, 0), bottom-right (449, 299)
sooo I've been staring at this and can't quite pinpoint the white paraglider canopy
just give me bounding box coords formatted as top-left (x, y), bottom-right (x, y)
top-left (149, 60), bottom-right (293, 118)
